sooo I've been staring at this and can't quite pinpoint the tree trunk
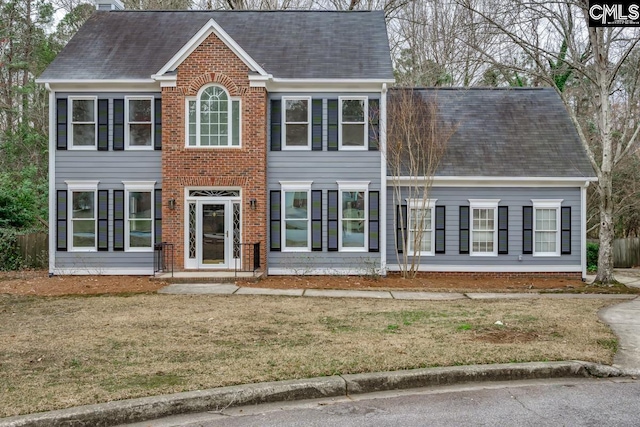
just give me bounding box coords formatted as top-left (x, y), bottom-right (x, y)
top-left (595, 172), bottom-right (616, 283)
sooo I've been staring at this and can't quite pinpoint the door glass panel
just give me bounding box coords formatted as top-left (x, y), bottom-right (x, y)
top-left (202, 204), bottom-right (225, 265)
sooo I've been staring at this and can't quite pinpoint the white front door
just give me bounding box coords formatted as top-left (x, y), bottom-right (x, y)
top-left (184, 190), bottom-right (241, 270)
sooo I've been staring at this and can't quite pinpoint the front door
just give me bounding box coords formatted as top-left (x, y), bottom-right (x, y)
top-left (185, 189), bottom-right (241, 270)
top-left (201, 203), bottom-right (227, 267)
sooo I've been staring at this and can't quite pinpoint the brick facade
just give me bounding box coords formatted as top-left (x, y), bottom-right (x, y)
top-left (161, 32), bottom-right (267, 270)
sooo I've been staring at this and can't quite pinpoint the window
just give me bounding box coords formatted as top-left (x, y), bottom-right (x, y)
top-left (281, 181), bottom-right (312, 252)
top-left (338, 181), bottom-right (369, 251)
top-left (186, 85), bottom-right (240, 147)
top-left (283, 97), bottom-right (311, 149)
top-left (407, 199), bottom-right (436, 255)
top-left (339, 97), bottom-right (367, 149)
top-left (67, 181), bottom-right (99, 251)
top-left (69, 97), bottom-right (97, 148)
top-left (469, 199), bottom-right (499, 256)
top-left (532, 199), bottom-right (562, 256)
top-left (126, 97), bottom-right (153, 148)
top-left (124, 182), bottom-right (155, 251)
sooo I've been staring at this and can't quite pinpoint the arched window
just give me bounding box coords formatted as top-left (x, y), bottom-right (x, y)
top-left (186, 85), bottom-right (240, 147)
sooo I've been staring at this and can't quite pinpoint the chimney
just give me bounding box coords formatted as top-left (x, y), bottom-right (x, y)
top-left (95, 0), bottom-right (124, 11)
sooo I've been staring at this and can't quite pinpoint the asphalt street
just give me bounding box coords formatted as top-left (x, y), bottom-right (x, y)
top-left (121, 377), bottom-right (640, 427)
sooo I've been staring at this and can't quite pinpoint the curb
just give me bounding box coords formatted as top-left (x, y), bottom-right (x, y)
top-left (0, 361), bottom-right (626, 427)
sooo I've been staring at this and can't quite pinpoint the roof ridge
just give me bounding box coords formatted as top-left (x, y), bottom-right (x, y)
top-left (103, 9), bottom-right (381, 13)
top-left (390, 87), bottom-right (550, 91)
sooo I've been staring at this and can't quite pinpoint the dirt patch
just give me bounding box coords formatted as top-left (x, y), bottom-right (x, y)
top-left (0, 270), bottom-right (638, 296)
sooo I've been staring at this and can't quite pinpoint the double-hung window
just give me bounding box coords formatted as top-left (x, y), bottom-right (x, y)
top-left (67, 181), bottom-right (99, 251)
top-left (69, 97), bottom-right (97, 148)
top-left (126, 97), bottom-right (153, 149)
top-left (339, 97), bottom-right (368, 149)
top-left (532, 199), bottom-right (562, 256)
top-left (407, 199), bottom-right (436, 255)
top-left (282, 97), bottom-right (311, 149)
top-left (469, 199), bottom-right (499, 256)
top-left (281, 181), bottom-right (312, 252)
top-left (124, 181), bottom-right (155, 251)
top-left (338, 181), bottom-right (369, 251)
top-left (186, 85), bottom-right (240, 147)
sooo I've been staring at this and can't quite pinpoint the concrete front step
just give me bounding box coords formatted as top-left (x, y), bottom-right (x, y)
top-left (152, 271), bottom-right (263, 284)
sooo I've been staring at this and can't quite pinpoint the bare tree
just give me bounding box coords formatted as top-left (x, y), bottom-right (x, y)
top-left (455, 0), bottom-right (640, 284)
top-left (386, 89), bottom-right (455, 278)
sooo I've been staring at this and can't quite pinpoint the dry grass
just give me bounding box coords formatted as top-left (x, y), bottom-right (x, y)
top-left (0, 293), bottom-right (617, 418)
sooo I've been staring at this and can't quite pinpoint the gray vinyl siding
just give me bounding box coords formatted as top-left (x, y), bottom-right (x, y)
top-left (55, 92), bottom-right (161, 271)
top-left (267, 92), bottom-right (383, 271)
top-left (386, 186), bottom-right (582, 268)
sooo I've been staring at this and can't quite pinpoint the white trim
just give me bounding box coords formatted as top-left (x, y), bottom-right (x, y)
top-left (268, 267), bottom-right (379, 276)
top-left (385, 264), bottom-right (581, 273)
top-left (47, 84), bottom-right (56, 273)
top-left (52, 267), bottom-right (154, 276)
top-left (155, 18), bottom-right (268, 77)
top-left (581, 184), bottom-right (588, 279)
top-left (380, 84), bottom-right (387, 272)
top-left (406, 198), bottom-right (437, 256)
top-left (338, 181), bottom-right (370, 252)
top-left (124, 181), bottom-right (156, 253)
top-left (250, 77), bottom-right (396, 92)
top-left (68, 96), bottom-right (98, 150)
top-left (282, 96), bottom-right (312, 150)
top-left (66, 181), bottom-right (100, 253)
top-left (531, 199), bottom-right (563, 257)
top-left (124, 96), bottom-right (154, 150)
top-left (469, 199), bottom-right (500, 257)
top-left (390, 176), bottom-right (597, 188)
top-left (45, 82), bottom-right (160, 92)
top-left (338, 96), bottom-right (368, 151)
top-left (280, 181), bottom-right (313, 253)
top-left (36, 78), bottom-right (156, 84)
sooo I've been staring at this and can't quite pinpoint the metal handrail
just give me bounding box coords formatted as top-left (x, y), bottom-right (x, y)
top-left (233, 242), bottom-right (260, 277)
top-left (154, 242), bottom-right (174, 277)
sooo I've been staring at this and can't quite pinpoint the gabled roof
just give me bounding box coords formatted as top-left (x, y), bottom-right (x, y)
top-left (39, 10), bottom-right (394, 81)
top-left (388, 88), bottom-right (596, 178)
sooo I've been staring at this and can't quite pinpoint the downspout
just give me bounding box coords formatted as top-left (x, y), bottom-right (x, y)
top-left (46, 83), bottom-right (56, 275)
top-left (581, 181), bottom-right (589, 280)
top-left (380, 83), bottom-right (388, 275)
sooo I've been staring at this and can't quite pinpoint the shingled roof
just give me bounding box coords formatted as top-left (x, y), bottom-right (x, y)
top-left (388, 88), bottom-right (596, 178)
top-left (39, 10), bottom-right (394, 81)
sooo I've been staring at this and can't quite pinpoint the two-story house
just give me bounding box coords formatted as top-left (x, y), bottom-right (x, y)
top-left (37, 5), bottom-right (596, 279)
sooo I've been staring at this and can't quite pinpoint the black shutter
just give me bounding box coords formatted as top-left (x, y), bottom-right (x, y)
top-left (56, 98), bottom-right (68, 150)
top-left (561, 206), bottom-right (571, 254)
top-left (368, 98), bottom-right (380, 151)
top-left (459, 206), bottom-right (470, 254)
top-left (523, 206), bottom-right (533, 254)
top-left (369, 191), bottom-right (380, 252)
top-left (113, 190), bottom-right (124, 250)
top-left (155, 189), bottom-right (162, 244)
top-left (311, 190), bottom-right (322, 251)
top-left (328, 190), bottom-right (338, 251)
top-left (396, 204), bottom-right (407, 253)
top-left (270, 99), bottom-right (281, 151)
top-left (270, 191), bottom-right (281, 251)
top-left (98, 190), bottom-right (109, 251)
top-left (113, 99), bottom-right (125, 150)
top-left (154, 98), bottom-right (162, 151)
top-left (97, 99), bottom-right (109, 151)
top-left (435, 205), bottom-right (446, 254)
top-left (327, 99), bottom-right (338, 151)
top-left (498, 206), bottom-right (509, 254)
top-left (312, 99), bottom-right (323, 151)
top-left (56, 190), bottom-right (67, 251)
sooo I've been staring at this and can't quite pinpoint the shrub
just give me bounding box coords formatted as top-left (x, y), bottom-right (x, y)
top-left (587, 242), bottom-right (599, 273)
top-left (0, 228), bottom-right (23, 271)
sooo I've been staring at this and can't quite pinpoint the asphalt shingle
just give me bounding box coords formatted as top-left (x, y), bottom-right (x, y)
top-left (39, 10), bottom-right (394, 81)
top-left (388, 88), bottom-right (596, 178)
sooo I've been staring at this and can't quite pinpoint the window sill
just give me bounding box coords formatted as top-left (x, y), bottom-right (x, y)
top-left (532, 253), bottom-right (561, 257)
top-left (125, 146), bottom-right (155, 151)
top-left (339, 145), bottom-right (368, 151)
top-left (281, 146), bottom-right (311, 151)
top-left (126, 248), bottom-right (154, 253)
top-left (339, 247), bottom-right (368, 253)
top-left (68, 248), bottom-right (97, 252)
top-left (282, 248), bottom-right (311, 253)
top-left (69, 146), bottom-right (97, 151)
top-left (469, 253), bottom-right (498, 257)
